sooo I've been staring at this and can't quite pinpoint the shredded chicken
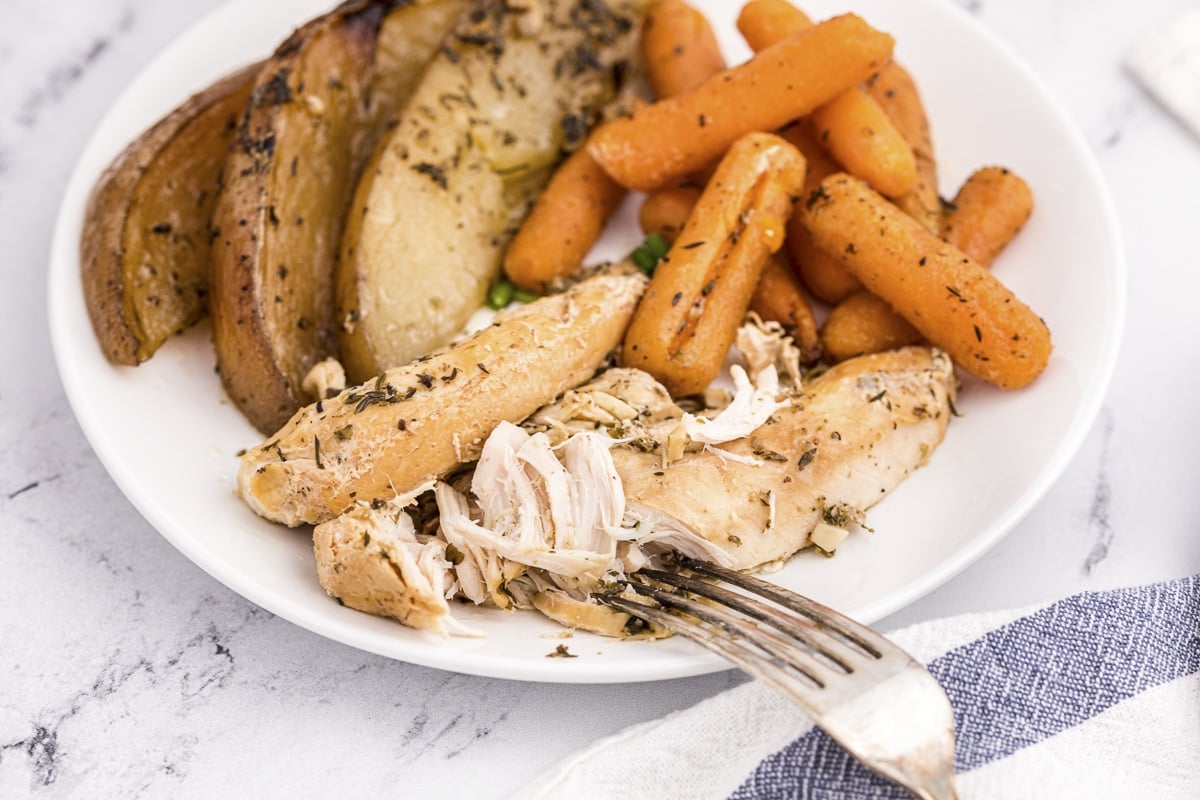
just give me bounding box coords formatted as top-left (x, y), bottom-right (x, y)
top-left (310, 346), bottom-right (955, 638)
top-left (312, 506), bottom-right (471, 636)
top-left (434, 422), bottom-right (727, 589)
top-left (682, 364), bottom-right (788, 445)
top-left (736, 313), bottom-right (803, 389)
top-left (301, 357), bottom-right (347, 400)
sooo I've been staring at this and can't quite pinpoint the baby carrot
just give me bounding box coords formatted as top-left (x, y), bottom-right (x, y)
top-left (736, 0), bottom-right (812, 51)
top-left (805, 173), bottom-right (1051, 388)
top-left (588, 14), bottom-right (893, 192)
top-left (865, 62), bottom-right (941, 232)
top-left (642, 1), bottom-right (728, 186)
top-left (738, 0), bottom-right (916, 198)
top-left (820, 290), bottom-right (921, 363)
top-left (751, 256), bottom-right (822, 363)
top-left (941, 166), bottom-right (1034, 267)
top-left (622, 132), bottom-right (808, 395)
top-left (820, 167), bottom-right (1034, 361)
top-left (640, 181), bottom-right (820, 361)
top-left (780, 122), bottom-right (863, 303)
top-left (642, 0), bottom-right (727, 99)
top-left (503, 146), bottom-right (627, 292)
top-left (639, 185), bottom-right (702, 244)
top-left (810, 88), bottom-right (917, 198)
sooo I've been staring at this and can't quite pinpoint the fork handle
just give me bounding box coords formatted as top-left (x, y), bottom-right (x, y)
top-left (912, 775), bottom-right (959, 800)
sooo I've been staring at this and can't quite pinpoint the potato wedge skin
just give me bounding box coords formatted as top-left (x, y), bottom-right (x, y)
top-left (240, 267), bottom-right (647, 527)
top-left (337, 0), bottom-right (644, 384)
top-left (211, 0), bottom-right (465, 434)
top-left (81, 63), bottom-right (258, 365)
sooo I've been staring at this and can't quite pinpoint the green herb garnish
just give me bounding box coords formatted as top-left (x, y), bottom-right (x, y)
top-left (630, 232), bottom-right (669, 275)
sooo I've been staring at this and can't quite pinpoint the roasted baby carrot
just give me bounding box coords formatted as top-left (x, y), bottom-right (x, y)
top-left (810, 88), bottom-right (917, 198)
top-left (820, 290), bottom-right (921, 362)
top-left (639, 185), bottom-right (702, 244)
top-left (738, 0), bottom-right (916, 199)
top-left (780, 122), bottom-right (863, 303)
top-left (588, 14), bottom-right (893, 192)
top-left (641, 1), bottom-right (728, 186)
top-left (804, 173), bottom-right (1051, 388)
top-left (622, 132), bottom-right (808, 395)
top-left (751, 255), bottom-right (822, 363)
top-left (941, 166), bottom-right (1034, 267)
top-left (640, 181), bottom-right (820, 361)
top-left (821, 168), bottom-right (1033, 361)
top-left (642, 0), bottom-right (727, 99)
top-left (736, 0), bottom-right (812, 51)
top-left (865, 62), bottom-right (941, 233)
top-left (503, 146), bottom-right (627, 292)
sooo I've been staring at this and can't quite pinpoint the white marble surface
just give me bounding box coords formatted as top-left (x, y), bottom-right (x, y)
top-left (2, 0), bottom-right (1198, 796)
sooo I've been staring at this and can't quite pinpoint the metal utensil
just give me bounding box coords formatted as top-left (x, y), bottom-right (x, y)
top-left (599, 556), bottom-right (959, 799)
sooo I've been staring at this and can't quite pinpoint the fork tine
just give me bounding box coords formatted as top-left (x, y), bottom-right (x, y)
top-left (624, 579), bottom-right (833, 689)
top-left (599, 593), bottom-right (834, 708)
top-left (601, 560), bottom-right (959, 800)
top-left (676, 555), bottom-right (883, 657)
top-left (636, 567), bottom-right (861, 673)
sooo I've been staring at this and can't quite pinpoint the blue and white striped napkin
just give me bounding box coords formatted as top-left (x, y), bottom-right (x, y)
top-left (516, 576), bottom-right (1200, 799)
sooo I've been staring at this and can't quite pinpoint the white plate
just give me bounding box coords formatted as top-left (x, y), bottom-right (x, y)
top-left (48, 0), bottom-right (1124, 682)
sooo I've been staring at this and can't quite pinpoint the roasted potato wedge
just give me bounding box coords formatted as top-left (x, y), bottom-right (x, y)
top-left (336, 0), bottom-right (645, 383)
top-left (81, 63), bottom-right (258, 365)
top-left (210, 0), bottom-right (466, 434)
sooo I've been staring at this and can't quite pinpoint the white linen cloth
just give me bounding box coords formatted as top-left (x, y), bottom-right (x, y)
top-left (1126, 9), bottom-right (1200, 141)
top-left (515, 576), bottom-right (1200, 799)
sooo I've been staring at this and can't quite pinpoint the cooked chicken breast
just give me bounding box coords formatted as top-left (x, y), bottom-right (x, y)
top-left (310, 345), bottom-right (954, 637)
top-left (313, 506), bottom-right (455, 634)
top-left (607, 347), bottom-right (956, 569)
top-left (239, 266), bottom-right (646, 526)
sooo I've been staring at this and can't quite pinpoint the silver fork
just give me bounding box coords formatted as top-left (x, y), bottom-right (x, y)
top-left (597, 556), bottom-right (959, 800)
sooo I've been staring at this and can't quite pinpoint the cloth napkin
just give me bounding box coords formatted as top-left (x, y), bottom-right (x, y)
top-left (515, 575), bottom-right (1200, 799)
top-left (1126, 9), bottom-right (1200, 141)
